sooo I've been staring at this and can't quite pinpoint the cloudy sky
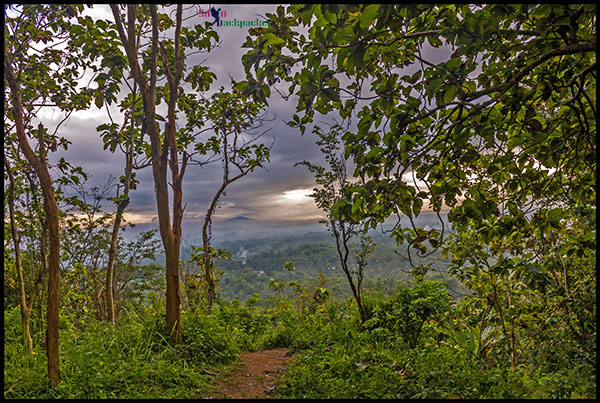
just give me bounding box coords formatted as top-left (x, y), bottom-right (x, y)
top-left (42, 4), bottom-right (337, 239)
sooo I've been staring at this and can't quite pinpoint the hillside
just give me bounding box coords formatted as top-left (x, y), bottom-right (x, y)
top-left (201, 232), bottom-right (469, 302)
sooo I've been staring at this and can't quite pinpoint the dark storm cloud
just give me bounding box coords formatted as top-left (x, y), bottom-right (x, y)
top-left (55, 121), bottom-right (121, 169)
top-left (51, 5), bottom-right (359, 229)
top-left (174, 4), bottom-right (326, 224)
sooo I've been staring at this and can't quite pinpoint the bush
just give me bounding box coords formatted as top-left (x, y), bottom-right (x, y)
top-left (178, 310), bottom-right (241, 365)
top-left (363, 279), bottom-right (451, 348)
top-left (214, 295), bottom-right (272, 350)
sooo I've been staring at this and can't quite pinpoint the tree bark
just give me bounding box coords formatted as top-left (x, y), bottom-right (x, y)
top-left (5, 49), bottom-right (61, 387)
top-left (105, 204), bottom-right (124, 324)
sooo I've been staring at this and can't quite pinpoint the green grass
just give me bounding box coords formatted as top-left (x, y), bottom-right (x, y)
top-left (4, 289), bottom-right (596, 399)
top-left (3, 303), bottom-right (267, 399)
top-left (264, 290), bottom-right (596, 399)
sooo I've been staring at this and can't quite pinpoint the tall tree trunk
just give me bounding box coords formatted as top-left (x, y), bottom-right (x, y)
top-left (110, 4), bottom-right (185, 344)
top-left (5, 52), bottom-right (61, 387)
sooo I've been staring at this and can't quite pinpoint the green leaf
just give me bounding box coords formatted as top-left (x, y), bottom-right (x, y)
top-left (352, 44), bottom-right (366, 70)
top-left (444, 86), bottom-right (457, 104)
top-left (94, 93), bottom-right (103, 109)
top-left (351, 198), bottom-right (362, 214)
top-left (360, 4), bottom-right (379, 29)
top-left (262, 33), bottom-right (285, 47)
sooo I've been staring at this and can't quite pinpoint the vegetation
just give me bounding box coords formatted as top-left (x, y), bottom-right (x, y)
top-left (4, 4), bottom-right (595, 399)
top-left (297, 123), bottom-right (376, 325)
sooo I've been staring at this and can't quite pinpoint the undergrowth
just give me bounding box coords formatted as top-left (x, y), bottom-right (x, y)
top-left (4, 280), bottom-right (596, 399)
top-left (3, 300), bottom-right (271, 399)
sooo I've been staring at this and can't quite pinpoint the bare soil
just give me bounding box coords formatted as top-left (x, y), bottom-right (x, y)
top-left (208, 347), bottom-right (292, 399)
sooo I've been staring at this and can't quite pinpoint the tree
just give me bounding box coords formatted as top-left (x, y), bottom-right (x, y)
top-left (4, 154), bottom-right (34, 354)
top-left (4, 4), bottom-right (94, 386)
top-left (97, 83), bottom-right (140, 324)
top-left (108, 4), bottom-right (183, 343)
top-left (193, 87), bottom-right (272, 311)
top-left (108, 4), bottom-right (249, 342)
top-left (242, 3), bottom-right (595, 368)
top-left (70, 7), bottom-right (149, 324)
top-left (3, 138), bottom-right (56, 355)
top-left (242, 3), bottom-right (595, 249)
top-left (296, 124), bottom-right (374, 326)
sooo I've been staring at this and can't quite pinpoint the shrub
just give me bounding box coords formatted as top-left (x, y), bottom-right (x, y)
top-left (363, 279), bottom-right (451, 348)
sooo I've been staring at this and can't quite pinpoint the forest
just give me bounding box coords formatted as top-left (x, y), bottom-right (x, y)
top-left (4, 4), bottom-right (596, 399)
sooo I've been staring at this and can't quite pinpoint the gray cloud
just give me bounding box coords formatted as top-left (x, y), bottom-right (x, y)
top-left (44, 5), bottom-right (373, 238)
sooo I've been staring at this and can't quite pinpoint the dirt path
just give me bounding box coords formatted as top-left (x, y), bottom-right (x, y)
top-left (209, 347), bottom-right (292, 399)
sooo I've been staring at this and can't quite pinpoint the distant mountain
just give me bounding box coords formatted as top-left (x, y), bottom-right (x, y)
top-left (225, 216), bottom-right (252, 223)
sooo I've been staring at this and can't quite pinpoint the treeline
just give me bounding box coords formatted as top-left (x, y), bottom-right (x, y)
top-left (210, 233), bottom-right (469, 302)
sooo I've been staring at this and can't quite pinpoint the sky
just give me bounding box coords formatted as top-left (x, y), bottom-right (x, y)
top-left (28, 4), bottom-right (450, 242)
top-left (45, 4), bottom-right (333, 240)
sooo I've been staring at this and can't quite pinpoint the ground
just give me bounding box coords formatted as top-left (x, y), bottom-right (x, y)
top-left (208, 347), bottom-right (292, 399)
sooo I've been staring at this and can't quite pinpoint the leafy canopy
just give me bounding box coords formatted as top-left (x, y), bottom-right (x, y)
top-left (241, 4), bottom-right (595, 261)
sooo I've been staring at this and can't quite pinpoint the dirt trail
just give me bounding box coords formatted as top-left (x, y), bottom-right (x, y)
top-left (209, 347), bottom-right (292, 399)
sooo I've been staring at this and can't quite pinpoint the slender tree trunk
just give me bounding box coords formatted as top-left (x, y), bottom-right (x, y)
top-left (90, 258), bottom-right (103, 321)
top-left (24, 170), bottom-right (49, 346)
top-left (5, 52), bottom-right (61, 386)
top-left (106, 202), bottom-right (128, 323)
top-left (5, 156), bottom-right (34, 354)
top-left (333, 223), bottom-right (366, 326)
top-left (106, 207), bottom-right (123, 323)
top-left (105, 95), bottom-right (135, 324)
top-left (201, 170), bottom-right (244, 311)
top-left (202, 183), bottom-right (228, 312)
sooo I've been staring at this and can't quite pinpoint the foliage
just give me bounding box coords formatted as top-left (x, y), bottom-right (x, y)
top-left (57, 175), bottom-right (163, 323)
top-left (243, 4), bottom-right (595, 244)
top-left (239, 4), bottom-right (595, 397)
top-left (240, 0), bottom-right (596, 305)
top-left (443, 206), bottom-right (596, 370)
top-left (268, 290), bottom-right (595, 399)
top-left (3, 307), bottom-right (212, 399)
top-left (363, 280), bottom-right (451, 348)
top-left (4, 275), bottom-right (596, 399)
top-left (3, 4), bottom-right (596, 399)
top-left (3, 300), bottom-right (275, 399)
top-left (213, 296), bottom-right (273, 350)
